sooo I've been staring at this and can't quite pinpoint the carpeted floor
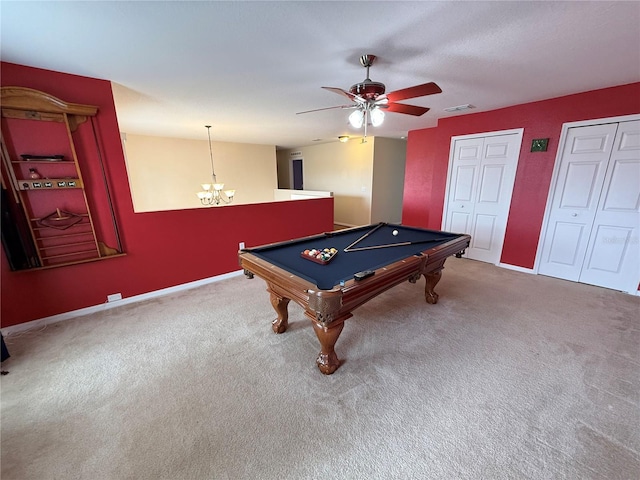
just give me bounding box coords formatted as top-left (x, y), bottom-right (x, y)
top-left (1, 258), bottom-right (639, 479)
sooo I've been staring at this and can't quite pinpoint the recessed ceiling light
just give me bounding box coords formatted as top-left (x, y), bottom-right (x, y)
top-left (444, 104), bottom-right (475, 112)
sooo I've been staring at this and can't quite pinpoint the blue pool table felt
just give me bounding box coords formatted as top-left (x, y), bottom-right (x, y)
top-left (248, 223), bottom-right (461, 290)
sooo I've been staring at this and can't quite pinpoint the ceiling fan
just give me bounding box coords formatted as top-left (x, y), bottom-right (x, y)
top-left (297, 54), bottom-right (442, 140)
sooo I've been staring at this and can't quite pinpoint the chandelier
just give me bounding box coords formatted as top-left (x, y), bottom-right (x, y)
top-left (197, 125), bottom-right (235, 205)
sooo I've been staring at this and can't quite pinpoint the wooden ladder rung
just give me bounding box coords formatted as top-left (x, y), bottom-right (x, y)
top-left (41, 249), bottom-right (100, 261)
top-left (38, 241), bottom-right (97, 251)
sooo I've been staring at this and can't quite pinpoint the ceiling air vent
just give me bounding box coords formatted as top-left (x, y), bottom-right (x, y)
top-left (444, 104), bottom-right (475, 112)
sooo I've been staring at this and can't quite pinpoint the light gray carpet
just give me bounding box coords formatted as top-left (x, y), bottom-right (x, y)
top-left (1, 258), bottom-right (639, 479)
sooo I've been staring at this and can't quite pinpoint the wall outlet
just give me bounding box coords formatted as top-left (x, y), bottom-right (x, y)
top-left (107, 293), bottom-right (122, 303)
top-left (239, 242), bottom-right (245, 250)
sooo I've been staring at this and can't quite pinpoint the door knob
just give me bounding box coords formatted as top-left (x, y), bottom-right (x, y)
top-left (571, 213), bottom-right (578, 217)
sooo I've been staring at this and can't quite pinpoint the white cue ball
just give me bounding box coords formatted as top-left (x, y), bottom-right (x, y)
top-left (392, 230), bottom-right (399, 236)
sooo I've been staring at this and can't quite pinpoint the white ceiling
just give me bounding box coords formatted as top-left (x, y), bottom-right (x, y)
top-left (2, 1), bottom-right (639, 150)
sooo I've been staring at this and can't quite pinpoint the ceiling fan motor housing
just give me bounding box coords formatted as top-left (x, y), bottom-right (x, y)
top-left (350, 81), bottom-right (386, 99)
top-left (351, 54), bottom-right (386, 99)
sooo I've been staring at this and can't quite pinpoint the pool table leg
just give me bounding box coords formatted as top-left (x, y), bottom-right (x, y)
top-left (423, 269), bottom-right (442, 304)
top-left (269, 292), bottom-right (290, 334)
top-left (311, 319), bottom-right (345, 375)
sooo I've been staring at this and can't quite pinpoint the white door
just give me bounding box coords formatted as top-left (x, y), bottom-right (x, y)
top-left (579, 120), bottom-right (640, 291)
top-left (444, 137), bottom-right (482, 235)
top-left (444, 131), bottom-right (522, 264)
top-left (538, 118), bottom-right (640, 293)
top-left (537, 123), bottom-right (618, 281)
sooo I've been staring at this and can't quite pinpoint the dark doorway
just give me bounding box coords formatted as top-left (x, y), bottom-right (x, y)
top-left (292, 159), bottom-right (303, 190)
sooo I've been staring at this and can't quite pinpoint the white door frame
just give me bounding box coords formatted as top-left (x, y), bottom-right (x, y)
top-left (534, 113), bottom-right (640, 279)
top-left (442, 128), bottom-right (524, 264)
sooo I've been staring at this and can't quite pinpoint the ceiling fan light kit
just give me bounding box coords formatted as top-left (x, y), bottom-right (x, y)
top-left (348, 109), bottom-right (365, 128)
top-left (297, 54), bottom-right (442, 140)
top-left (370, 107), bottom-right (385, 127)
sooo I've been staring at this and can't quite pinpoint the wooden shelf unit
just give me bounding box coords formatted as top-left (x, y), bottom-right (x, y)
top-left (1, 86), bottom-right (124, 270)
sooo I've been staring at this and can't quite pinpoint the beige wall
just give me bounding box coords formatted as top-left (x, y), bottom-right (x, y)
top-left (277, 140), bottom-right (373, 226)
top-left (276, 151), bottom-right (294, 189)
top-left (123, 133), bottom-right (277, 212)
top-left (371, 137), bottom-right (407, 224)
top-left (277, 137), bottom-right (405, 227)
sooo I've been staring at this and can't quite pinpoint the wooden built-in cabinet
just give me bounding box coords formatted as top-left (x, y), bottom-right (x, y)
top-left (0, 87), bottom-right (124, 270)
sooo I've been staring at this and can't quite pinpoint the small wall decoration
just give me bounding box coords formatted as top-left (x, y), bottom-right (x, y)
top-left (531, 138), bottom-right (549, 152)
top-left (37, 208), bottom-right (82, 230)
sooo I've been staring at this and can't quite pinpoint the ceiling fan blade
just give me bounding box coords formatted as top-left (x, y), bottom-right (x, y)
top-left (296, 104), bottom-right (357, 115)
top-left (386, 82), bottom-right (442, 102)
top-left (385, 102), bottom-right (430, 116)
top-left (321, 86), bottom-right (361, 102)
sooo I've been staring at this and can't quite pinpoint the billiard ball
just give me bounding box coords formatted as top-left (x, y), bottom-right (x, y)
top-left (392, 230), bottom-right (398, 236)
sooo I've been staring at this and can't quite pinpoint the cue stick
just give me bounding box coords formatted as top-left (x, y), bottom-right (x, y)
top-left (343, 222), bottom-right (386, 252)
top-left (0, 133), bottom-right (20, 203)
top-left (91, 118), bottom-right (123, 254)
top-left (344, 236), bottom-right (457, 252)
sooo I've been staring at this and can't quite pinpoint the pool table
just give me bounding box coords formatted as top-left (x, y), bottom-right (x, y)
top-left (238, 223), bottom-right (470, 374)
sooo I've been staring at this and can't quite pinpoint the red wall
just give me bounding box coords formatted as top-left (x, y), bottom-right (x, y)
top-left (0, 62), bottom-right (334, 327)
top-left (402, 82), bottom-right (640, 269)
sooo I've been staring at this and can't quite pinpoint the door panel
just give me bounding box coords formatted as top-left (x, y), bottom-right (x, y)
top-left (452, 165), bottom-right (477, 202)
top-left (584, 225), bottom-right (632, 273)
top-left (450, 211), bottom-right (471, 233)
top-left (444, 138), bottom-right (482, 238)
top-left (538, 123), bottom-right (618, 281)
top-left (471, 214), bottom-right (497, 251)
top-left (485, 141), bottom-right (510, 158)
top-left (478, 165), bottom-right (504, 203)
top-left (547, 222), bottom-right (587, 266)
top-left (560, 162), bottom-right (602, 208)
top-left (459, 144), bottom-right (482, 160)
top-left (468, 135), bottom-right (520, 263)
top-left (601, 159), bottom-right (640, 211)
top-left (571, 134), bottom-right (610, 154)
top-left (579, 120), bottom-right (640, 291)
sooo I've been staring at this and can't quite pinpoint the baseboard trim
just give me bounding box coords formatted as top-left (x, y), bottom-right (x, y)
top-left (333, 222), bottom-right (357, 228)
top-left (497, 262), bottom-right (536, 274)
top-left (497, 263), bottom-right (639, 296)
top-left (2, 270), bottom-right (245, 336)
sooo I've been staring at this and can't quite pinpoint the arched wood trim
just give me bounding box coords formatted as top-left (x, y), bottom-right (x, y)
top-left (1, 86), bottom-right (98, 117)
